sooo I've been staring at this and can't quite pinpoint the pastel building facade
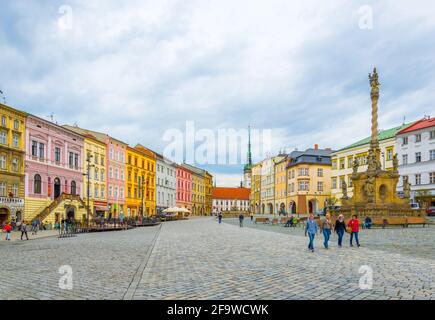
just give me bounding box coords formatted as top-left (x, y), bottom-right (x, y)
top-left (212, 187), bottom-right (250, 214)
top-left (396, 117), bottom-right (435, 207)
top-left (176, 165), bottom-right (192, 211)
top-left (155, 153), bottom-right (176, 214)
top-left (0, 103), bottom-right (26, 224)
top-left (25, 115), bottom-right (85, 223)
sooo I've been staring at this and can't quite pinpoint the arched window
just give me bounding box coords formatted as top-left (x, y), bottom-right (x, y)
top-left (34, 174), bottom-right (42, 194)
top-left (71, 181), bottom-right (77, 195)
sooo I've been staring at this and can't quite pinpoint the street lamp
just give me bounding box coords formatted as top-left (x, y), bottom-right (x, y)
top-left (82, 154), bottom-right (94, 227)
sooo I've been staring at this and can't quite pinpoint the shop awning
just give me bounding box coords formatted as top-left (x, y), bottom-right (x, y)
top-left (94, 206), bottom-right (109, 212)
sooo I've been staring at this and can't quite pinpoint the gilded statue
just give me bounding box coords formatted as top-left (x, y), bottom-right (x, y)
top-left (352, 157), bottom-right (359, 174)
top-left (393, 153), bottom-right (399, 172)
top-left (341, 180), bottom-right (349, 200)
top-left (365, 176), bottom-right (375, 202)
top-left (369, 67), bottom-right (380, 95)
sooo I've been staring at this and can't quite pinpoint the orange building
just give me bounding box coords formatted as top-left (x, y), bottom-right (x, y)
top-left (212, 186), bottom-right (250, 214)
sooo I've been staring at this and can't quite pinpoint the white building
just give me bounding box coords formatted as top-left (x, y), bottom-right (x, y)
top-left (155, 153), bottom-right (177, 214)
top-left (396, 116), bottom-right (435, 207)
top-left (212, 187), bottom-right (250, 214)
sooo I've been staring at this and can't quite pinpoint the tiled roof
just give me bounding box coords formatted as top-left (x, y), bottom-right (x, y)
top-left (336, 122), bottom-right (414, 152)
top-left (212, 187), bottom-right (250, 200)
top-left (398, 117), bottom-right (435, 134)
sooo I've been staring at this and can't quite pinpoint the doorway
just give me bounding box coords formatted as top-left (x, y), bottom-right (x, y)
top-left (54, 178), bottom-right (61, 198)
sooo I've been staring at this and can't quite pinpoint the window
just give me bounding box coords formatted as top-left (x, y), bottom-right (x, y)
top-left (115, 168), bottom-right (119, 179)
top-left (11, 157), bottom-right (18, 172)
top-left (101, 155), bottom-right (105, 166)
top-left (94, 186), bottom-right (99, 198)
top-left (74, 154), bottom-right (79, 169)
top-left (101, 187), bottom-right (105, 198)
top-left (339, 158), bottom-right (345, 169)
top-left (402, 154), bottom-right (408, 165)
top-left (317, 181), bottom-right (323, 192)
top-left (109, 186), bottom-right (113, 197)
top-left (430, 172), bottom-right (435, 184)
top-left (298, 181), bottom-right (309, 191)
top-left (13, 120), bottom-right (19, 130)
top-left (12, 134), bottom-right (19, 148)
top-left (1, 116), bottom-right (6, 126)
top-left (71, 181), bottom-right (76, 195)
top-left (430, 150), bottom-right (435, 161)
top-left (31, 141), bottom-right (38, 156)
top-left (120, 187), bottom-right (124, 198)
top-left (109, 167), bottom-right (113, 179)
top-left (387, 148), bottom-right (393, 161)
top-left (55, 147), bottom-right (61, 164)
top-left (34, 174), bottom-right (42, 194)
top-left (0, 131), bottom-right (6, 144)
top-left (69, 152), bottom-right (74, 167)
top-left (317, 168), bottom-right (323, 177)
top-left (12, 184), bottom-right (18, 197)
top-left (415, 174), bottom-right (421, 185)
top-left (430, 130), bottom-right (435, 140)
top-left (0, 182), bottom-right (6, 196)
top-left (415, 152), bottom-right (421, 163)
top-left (95, 168), bottom-right (99, 180)
top-left (94, 153), bottom-right (99, 164)
top-left (109, 148), bottom-right (114, 160)
top-left (39, 143), bottom-right (45, 159)
top-left (347, 157), bottom-right (352, 168)
top-left (114, 187), bottom-right (119, 198)
top-left (332, 177), bottom-right (337, 189)
top-left (0, 154), bottom-right (6, 169)
top-left (415, 134), bottom-right (421, 143)
top-left (402, 137), bottom-right (408, 145)
top-left (100, 169), bottom-right (105, 181)
top-left (331, 160), bottom-right (337, 170)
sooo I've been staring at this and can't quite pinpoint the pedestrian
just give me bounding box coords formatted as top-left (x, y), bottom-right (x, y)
top-left (20, 221), bottom-right (29, 240)
top-left (239, 213), bottom-right (244, 227)
top-left (334, 214), bottom-right (346, 248)
top-left (3, 222), bottom-right (12, 241)
top-left (348, 214), bottom-right (360, 247)
top-left (31, 219), bottom-right (38, 235)
top-left (363, 216), bottom-right (372, 229)
top-left (218, 212), bottom-right (223, 224)
top-left (250, 212), bottom-right (254, 222)
top-left (320, 214), bottom-right (333, 249)
top-left (305, 213), bottom-right (318, 252)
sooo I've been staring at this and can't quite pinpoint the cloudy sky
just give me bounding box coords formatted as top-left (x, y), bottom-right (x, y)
top-left (1, 0), bottom-right (434, 186)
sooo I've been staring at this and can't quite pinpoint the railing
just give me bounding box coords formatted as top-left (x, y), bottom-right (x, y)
top-left (35, 193), bottom-right (90, 222)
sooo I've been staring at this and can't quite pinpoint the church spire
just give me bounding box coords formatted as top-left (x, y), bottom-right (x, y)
top-left (247, 125), bottom-right (252, 167)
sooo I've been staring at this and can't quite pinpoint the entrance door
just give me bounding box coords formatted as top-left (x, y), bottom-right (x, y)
top-left (0, 208), bottom-right (9, 224)
top-left (54, 178), bottom-right (61, 198)
top-left (308, 201), bottom-right (314, 214)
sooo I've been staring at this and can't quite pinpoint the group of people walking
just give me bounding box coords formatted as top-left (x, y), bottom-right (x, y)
top-left (305, 213), bottom-right (360, 252)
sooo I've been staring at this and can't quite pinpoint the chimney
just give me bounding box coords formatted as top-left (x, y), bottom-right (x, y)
top-left (240, 181), bottom-right (243, 188)
top-left (314, 144), bottom-right (318, 150)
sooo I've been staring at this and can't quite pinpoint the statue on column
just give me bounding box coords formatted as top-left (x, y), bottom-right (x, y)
top-left (341, 180), bottom-right (349, 200)
top-left (403, 176), bottom-right (411, 199)
top-left (393, 153), bottom-right (399, 173)
top-left (364, 176), bottom-right (375, 203)
top-left (352, 157), bottom-right (359, 175)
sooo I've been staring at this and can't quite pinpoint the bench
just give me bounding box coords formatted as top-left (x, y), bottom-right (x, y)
top-left (255, 217), bottom-right (270, 224)
top-left (406, 217), bottom-right (428, 227)
top-left (271, 218), bottom-right (279, 225)
top-left (372, 217), bottom-right (407, 228)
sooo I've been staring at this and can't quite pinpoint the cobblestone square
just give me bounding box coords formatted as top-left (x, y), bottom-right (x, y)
top-left (0, 217), bottom-right (434, 300)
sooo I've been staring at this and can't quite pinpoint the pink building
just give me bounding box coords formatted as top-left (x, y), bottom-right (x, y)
top-left (106, 136), bottom-right (127, 218)
top-left (62, 126), bottom-right (127, 219)
top-left (24, 115), bottom-right (84, 221)
top-left (176, 164), bottom-right (192, 210)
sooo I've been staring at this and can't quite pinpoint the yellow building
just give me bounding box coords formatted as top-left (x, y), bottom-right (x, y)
top-left (251, 163), bottom-right (262, 214)
top-left (0, 103), bottom-right (26, 224)
top-left (331, 124), bottom-right (412, 203)
top-left (286, 147), bottom-right (332, 214)
top-left (204, 171), bottom-right (213, 215)
top-left (81, 133), bottom-right (108, 218)
top-left (125, 145), bottom-right (156, 218)
top-left (274, 156), bottom-right (288, 214)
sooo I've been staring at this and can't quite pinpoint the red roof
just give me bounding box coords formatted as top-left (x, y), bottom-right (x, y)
top-left (212, 187), bottom-right (250, 200)
top-left (398, 117), bottom-right (435, 134)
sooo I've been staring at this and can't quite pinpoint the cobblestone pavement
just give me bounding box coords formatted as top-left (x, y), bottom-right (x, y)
top-left (0, 226), bottom-right (160, 300)
top-left (224, 218), bottom-right (435, 260)
top-left (132, 218), bottom-right (435, 300)
top-left (1, 218), bottom-right (434, 300)
top-left (1, 229), bottom-right (59, 241)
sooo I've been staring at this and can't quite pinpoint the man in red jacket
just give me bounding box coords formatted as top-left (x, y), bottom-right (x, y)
top-left (348, 215), bottom-right (360, 247)
top-left (3, 222), bottom-right (12, 241)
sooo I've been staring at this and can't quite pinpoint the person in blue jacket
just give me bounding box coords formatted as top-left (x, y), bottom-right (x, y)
top-left (305, 213), bottom-right (318, 252)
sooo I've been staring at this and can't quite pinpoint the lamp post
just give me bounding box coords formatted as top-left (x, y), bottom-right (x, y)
top-left (83, 154), bottom-right (94, 227)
